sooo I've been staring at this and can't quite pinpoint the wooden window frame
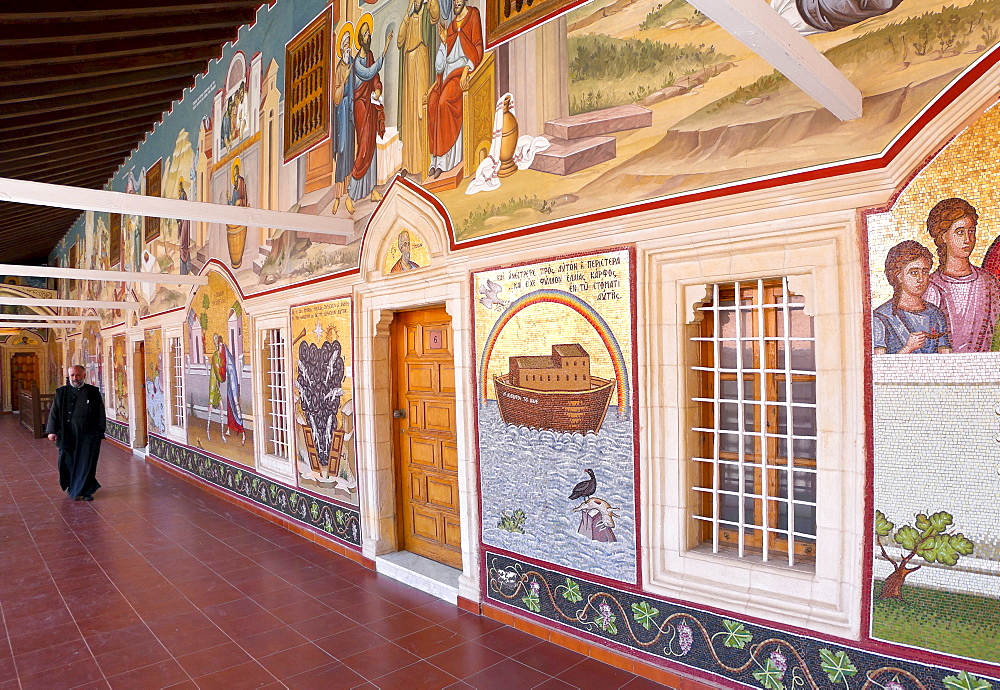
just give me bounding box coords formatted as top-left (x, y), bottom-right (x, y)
top-left (109, 213), bottom-right (122, 268)
top-left (283, 9), bottom-right (332, 163)
top-left (144, 160), bottom-right (162, 243)
top-left (691, 278), bottom-right (817, 567)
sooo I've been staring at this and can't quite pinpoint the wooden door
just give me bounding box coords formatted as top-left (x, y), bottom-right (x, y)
top-left (392, 308), bottom-right (461, 569)
top-left (10, 352), bottom-right (39, 412)
top-left (132, 342), bottom-right (147, 447)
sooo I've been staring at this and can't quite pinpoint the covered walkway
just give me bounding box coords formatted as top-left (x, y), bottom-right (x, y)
top-left (0, 416), bottom-right (667, 689)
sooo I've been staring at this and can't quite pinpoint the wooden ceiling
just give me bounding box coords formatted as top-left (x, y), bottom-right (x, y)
top-left (0, 1), bottom-right (266, 265)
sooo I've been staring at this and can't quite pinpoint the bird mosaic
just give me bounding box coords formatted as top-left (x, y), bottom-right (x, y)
top-left (568, 468), bottom-right (619, 542)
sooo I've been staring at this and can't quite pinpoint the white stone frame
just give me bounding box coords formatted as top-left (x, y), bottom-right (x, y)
top-left (642, 221), bottom-right (864, 638)
top-left (0, 336), bottom-right (49, 413)
top-left (251, 310), bottom-right (296, 483)
top-left (353, 183), bottom-right (482, 604)
top-left (164, 325), bottom-right (187, 444)
top-left (126, 330), bottom-right (146, 452)
top-left (105, 342), bottom-right (115, 419)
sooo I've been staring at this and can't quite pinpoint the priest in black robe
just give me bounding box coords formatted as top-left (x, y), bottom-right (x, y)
top-left (46, 365), bottom-right (106, 501)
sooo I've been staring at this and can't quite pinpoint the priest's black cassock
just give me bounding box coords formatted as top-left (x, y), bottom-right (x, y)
top-left (46, 382), bottom-right (106, 499)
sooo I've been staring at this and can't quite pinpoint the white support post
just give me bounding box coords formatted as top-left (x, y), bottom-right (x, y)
top-left (0, 297), bottom-right (140, 310)
top-left (0, 264), bottom-right (208, 285)
top-left (685, 0), bottom-right (862, 120)
top-left (0, 322), bottom-right (77, 329)
top-left (0, 314), bottom-right (101, 322)
top-left (0, 177), bottom-right (355, 240)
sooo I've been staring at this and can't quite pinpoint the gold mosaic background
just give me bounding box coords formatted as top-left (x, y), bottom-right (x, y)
top-left (868, 101), bottom-right (1000, 306)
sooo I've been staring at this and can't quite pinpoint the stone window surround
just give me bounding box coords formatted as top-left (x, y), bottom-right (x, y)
top-left (164, 324), bottom-right (187, 443)
top-left (641, 222), bottom-right (865, 639)
top-left (252, 310), bottom-right (296, 484)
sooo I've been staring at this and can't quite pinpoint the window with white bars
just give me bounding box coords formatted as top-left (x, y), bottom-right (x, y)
top-left (691, 278), bottom-right (817, 567)
top-left (262, 328), bottom-right (291, 459)
top-left (170, 337), bottom-right (185, 427)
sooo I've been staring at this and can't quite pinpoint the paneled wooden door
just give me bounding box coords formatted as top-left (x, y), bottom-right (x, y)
top-left (10, 352), bottom-right (39, 412)
top-left (132, 342), bottom-right (147, 447)
top-left (391, 307), bottom-right (461, 569)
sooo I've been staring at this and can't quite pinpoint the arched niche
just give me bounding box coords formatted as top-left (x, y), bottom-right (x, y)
top-left (359, 179), bottom-right (453, 281)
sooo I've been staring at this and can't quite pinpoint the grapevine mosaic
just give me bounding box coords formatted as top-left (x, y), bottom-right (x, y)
top-left (148, 434), bottom-right (362, 548)
top-left (486, 552), bottom-right (998, 689)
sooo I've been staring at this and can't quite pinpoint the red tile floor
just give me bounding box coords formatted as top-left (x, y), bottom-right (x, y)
top-left (0, 417), bottom-right (672, 689)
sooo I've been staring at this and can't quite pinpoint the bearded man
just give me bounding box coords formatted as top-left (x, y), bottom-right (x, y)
top-left (425, 0), bottom-right (483, 179)
top-left (347, 16), bottom-right (393, 207)
top-left (47, 365), bottom-right (106, 501)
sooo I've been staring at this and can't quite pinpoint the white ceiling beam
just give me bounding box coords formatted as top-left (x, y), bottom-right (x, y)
top-left (685, 0), bottom-right (862, 120)
top-left (0, 177), bottom-right (354, 240)
top-left (0, 263), bottom-right (207, 285)
top-left (0, 297), bottom-right (140, 310)
top-left (0, 322), bottom-right (77, 329)
top-left (0, 314), bottom-right (100, 322)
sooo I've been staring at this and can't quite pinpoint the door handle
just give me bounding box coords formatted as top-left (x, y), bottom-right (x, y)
top-left (392, 409), bottom-right (407, 419)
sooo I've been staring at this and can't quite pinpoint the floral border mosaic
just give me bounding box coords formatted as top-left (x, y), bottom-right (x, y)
top-left (148, 434), bottom-right (361, 548)
top-left (105, 419), bottom-right (129, 445)
top-left (485, 551), bottom-right (999, 689)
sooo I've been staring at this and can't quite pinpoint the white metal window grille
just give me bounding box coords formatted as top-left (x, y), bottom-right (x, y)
top-left (170, 337), bottom-right (185, 426)
top-left (691, 278), bottom-right (817, 566)
top-left (264, 329), bottom-right (290, 459)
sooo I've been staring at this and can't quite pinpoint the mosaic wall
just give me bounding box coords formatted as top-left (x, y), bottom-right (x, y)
top-left (185, 270), bottom-right (254, 465)
top-left (105, 419), bottom-right (130, 446)
top-left (46, 330), bottom-right (62, 392)
top-left (49, 0), bottom-right (1000, 320)
top-left (473, 247), bottom-right (638, 584)
top-left (865, 102), bottom-right (1000, 662)
top-left (290, 297), bottom-right (359, 506)
top-left (80, 320), bottom-right (102, 395)
top-left (112, 334), bottom-right (129, 423)
top-left (144, 328), bottom-right (166, 435)
top-left (381, 228), bottom-right (430, 275)
top-left (148, 434), bottom-right (362, 548)
top-left (485, 551), bottom-right (999, 689)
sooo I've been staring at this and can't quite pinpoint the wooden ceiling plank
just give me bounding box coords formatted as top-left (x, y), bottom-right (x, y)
top-left (0, 205), bottom-right (83, 222)
top-left (2, 61), bottom-right (209, 104)
top-left (5, 130), bottom-right (150, 161)
top-left (0, 30), bottom-right (235, 66)
top-left (0, 102), bottom-right (169, 132)
top-left (1, 10), bottom-right (258, 45)
top-left (1, 81), bottom-right (187, 118)
top-left (2, 147), bottom-right (136, 177)
top-left (0, 48), bottom-right (222, 86)
top-left (8, 164), bottom-right (123, 189)
top-left (9, 160), bottom-right (131, 187)
top-left (4, 115), bottom-right (156, 148)
top-left (2, 2), bottom-right (263, 20)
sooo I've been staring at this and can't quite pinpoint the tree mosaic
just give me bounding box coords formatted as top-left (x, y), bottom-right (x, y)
top-left (866, 90), bottom-right (1000, 664)
top-left (290, 297), bottom-right (359, 506)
